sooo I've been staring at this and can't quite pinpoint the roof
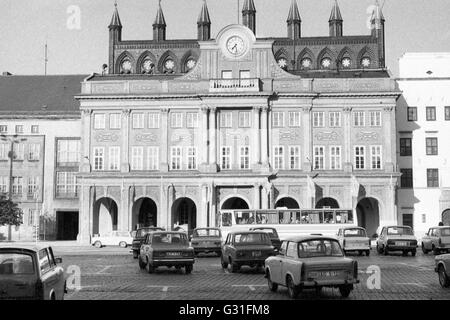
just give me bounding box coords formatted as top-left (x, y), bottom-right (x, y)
top-left (284, 235), bottom-right (338, 242)
top-left (0, 244), bottom-right (47, 252)
top-left (197, 0), bottom-right (211, 24)
top-left (339, 226), bottom-right (366, 230)
top-left (287, 0), bottom-right (301, 22)
top-left (228, 231), bottom-right (272, 235)
top-left (109, 3), bottom-right (122, 28)
top-left (0, 75), bottom-right (87, 114)
top-left (329, 0), bottom-right (343, 21)
top-left (194, 227), bottom-right (220, 230)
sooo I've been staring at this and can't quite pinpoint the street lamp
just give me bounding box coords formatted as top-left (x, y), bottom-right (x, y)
top-left (1, 134), bottom-right (27, 241)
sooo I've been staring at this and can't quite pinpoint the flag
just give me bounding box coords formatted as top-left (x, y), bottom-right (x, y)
top-left (351, 175), bottom-right (359, 198)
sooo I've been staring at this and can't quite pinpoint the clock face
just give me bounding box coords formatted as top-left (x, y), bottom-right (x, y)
top-left (301, 58), bottom-right (312, 69)
top-left (186, 59), bottom-right (196, 70)
top-left (342, 58), bottom-right (351, 68)
top-left (121, 60), bottom-right (132, 72)
top-left (165, 59), bottom-right (175, 70)
top-left (226, 36), bottom-right (246, 56)
top-left (143, 59), bottom-right (154, 73)
top-left (361, 57), bottom-right (371, 68)
top-left (321, 58), bottom-right (332, 69)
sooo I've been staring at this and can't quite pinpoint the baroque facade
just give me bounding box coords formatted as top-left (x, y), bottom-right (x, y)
top-left (76, 0), bottom-right (401, 244)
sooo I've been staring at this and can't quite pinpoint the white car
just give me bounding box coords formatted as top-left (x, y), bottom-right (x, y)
top-left (336, 227), bottom-right (371, 256)
top-left (91, 231), bottom-right (133, 248)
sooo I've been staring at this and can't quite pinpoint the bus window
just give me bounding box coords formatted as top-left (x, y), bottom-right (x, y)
top-left (222, 212), bottom-right (232, 227)
top-left (324, 211), bottom-right (335, 224)
top-left (309, 211), bottom-right (324, 224)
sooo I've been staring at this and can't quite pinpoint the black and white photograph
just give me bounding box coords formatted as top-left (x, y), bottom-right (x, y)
top-left (0, 0), bottom-right (450, 314)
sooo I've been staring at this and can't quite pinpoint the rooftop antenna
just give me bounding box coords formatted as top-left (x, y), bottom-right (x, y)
top-left (237, 0), bottom-right (240, 24)
top-left (44, 38), bottom-right (49, 76)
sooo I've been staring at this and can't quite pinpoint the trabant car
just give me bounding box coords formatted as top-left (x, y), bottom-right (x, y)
top-left (376, 226), bottom-right (418, 256)
top-left (91, 231), bottom-right (133, 248)
top-left (336, 227), bottom-right (371, 256)
top-left (221, 231), bottom-right (275, 273)
top-left (0, 245), bottom-right (66, 300)
top-left (138, 231), bottom-right (195, 274)
top-left (435, 253), bottom-right (450, 288)
top-left (190, 228), bottom-right (222, 256)
top-left (132, 227), bottom-right (165, 259)
top-left (422, 226), bottom-right (450, 255)
top-left (249, 227), bottom-right (282, 251)
top-left (264, 235), bottom-right (359, 299)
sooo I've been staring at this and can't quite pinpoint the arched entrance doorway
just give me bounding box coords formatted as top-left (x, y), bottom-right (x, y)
top-left (275, 197), bottom-right (300, 209)
top-left (442, 209), bottom-right (450, 226)
top-left (132, 198), bottom-right (158, 230)
top-left (357, 197), bottom-right (380, 237)
top-left (221, 197), bottom-right (250, 210)
top-left (315, 197), bottom-right (339, 209)
top-left (93, 197), bottom-right (118, 236)
top-left (172, 198), bottom-right (197, 232)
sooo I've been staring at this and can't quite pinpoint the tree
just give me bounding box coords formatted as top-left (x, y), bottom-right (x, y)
top-left (0, 194), bottom-right (24, 227)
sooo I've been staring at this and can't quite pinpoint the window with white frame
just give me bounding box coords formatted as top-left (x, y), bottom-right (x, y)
top-left (93, 147), bottom-right (105, 171)
top-left (31, 125), bottom-right (39, 134)
top-left (109, 113), bottom-right (121, 129)
top-left (313, 146), bottom-right (325, 170)
top-left (108, 146), bottom-right (120, 171)
top-left (369, 111), bottom-right (382, 127)
top-left (240, 146), bottom-right (250, 170)
top-left (12, 176), bottom-right (23, 195)
top-left (131, 146), bottom-right (144, 170)
top-left (186, 113), bottom-right (199, 128)
top-left (221, 146), bottom-right (232, 170)
top-left (28, 209), bottom-right (40, 226)
top-left (94, 114), bottom-right (106, 129)
top-left (289, 146), bottom-right (301, 170)
top-left (273, 146), bottom-right (285, 170)
top-left (15, 125), bottom-right (24, 134)
top-left (272, 112), bottom-right (285, 128)
top-left (13, 143), bottom-right (24, 160)
top-left (220, 112), bottom-right (233, 128)
top-left (238, 112), bottom-right (251, 128)
top-left (171, 113), bottom-right (183, 128)
top-left (313, 112), bottom-right (325, 127)
top-left (28, 144), bottom-right (40, 161)
top-left (354, 146), bottom-right (365, 169)
top-left (0, 125), bottom-right (7, 133)
top-left (27, 177), bottom-right (39, 196)
top-left (170, 147), bottom-right (182, 170)
top-left (56, 172), bottom-right (78, 198)
top-left (329, 112), bottom-right (341, 127)
top-left (148, 113), bottom-right (160, 129)
top-left (0, 176), bottom-right (8, 193)
top-left (353, 112), bottom-right (365, 127)
top-left (0, 144), bottom-right (9, 160)
top-left (187, 147), bottom-right (197, 170)
top-left (57, 139), bottom-right (80, 165)
top-left (370, 145), bottom-right (382, 169)
top-left (330, 146), bottom-right (342, 170)
top-left (147, 147), bottom-right (159, 170)
top-left (289, 112), bottom-right (301, 127)
top-left (132, 113), bottom-right (145, 129)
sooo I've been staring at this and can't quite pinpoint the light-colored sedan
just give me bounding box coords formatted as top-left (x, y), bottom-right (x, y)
top-left (265, 235), bottom-right (359, 299)
top-left (336, 227), bottom-right (371, 256)
top-left (422, 226), bottom-right (450, 255)
top-left (91, 231), bottom-right (133, 248)
top-left (435, 254), bottom-right (450, 288)
top-left (376, 225), bottom-right (418, 256)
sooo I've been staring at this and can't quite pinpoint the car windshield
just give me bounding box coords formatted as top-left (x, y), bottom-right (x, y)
top-left (234, 233), bottom-right (271, 245)
top-left (387, 227), bottom-right (413, 236)
top-left (252, 229), bottom-right (278, 238)
top-left (344, 228), bottom-right (367, 237)
top-left (298, 239), bottom-right (344, 258)
top-left (0, 253), bottom-right (35, 275)
top-left (137, 228), bottom-right (162, 237)
top-left (441, 228), bottom-right (450, 236)
top-left (152, 233), bottom-right (188, 245)
top-left (193, 229), bottom-right (221, 237)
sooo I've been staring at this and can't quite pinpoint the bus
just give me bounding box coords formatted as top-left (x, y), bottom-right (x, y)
top-left (218, 209), bottom-right (355, 240)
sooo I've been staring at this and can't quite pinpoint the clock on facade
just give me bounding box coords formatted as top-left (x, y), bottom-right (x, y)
top-left (226, 36), bottom-right (246, 56)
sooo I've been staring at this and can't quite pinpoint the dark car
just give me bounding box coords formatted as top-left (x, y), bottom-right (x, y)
top-left (138, 231), bottom-right (195, 274)
top-left (249, 227), bottom-right (281, 250)
top-left (191, 228), bottom-right (222, 256)
top-left (132, 227), bottom-right (165, 259)
top-left (0, 245), bottom-right (66, 300)
top-left (221, 231), bottom-right (275, 273)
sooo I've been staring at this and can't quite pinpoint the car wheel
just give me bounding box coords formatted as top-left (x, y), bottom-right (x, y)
top-left (221, 257), bottom-right (228, 269)
top-left (433, 246), bottom-right (440, 255)
top-left (376, 244), bottom-right (383, 254)
top-left (185, 265), bottom-right (193, 274)
top-left (438, 265), bottom-right (450, 288)
top-left (411, 250), bottom-right (416, 257)
top-left (383, 246), bottom-right (389, 256)
top-left (339, 285), bottom-right (353, 298)
top-left (422, 244), bottom-right (429, 254)
top-left (266, 271), bottom-right (278, 292)
top-left (94, 241), bottom-right (102, 248)
top-left (146, 260), bottom-right (155, 274)
top-left (229, 258), bottom-right (239, 273)
top-left (119, 241), bottom-right (127, 248)
top-left (286, 275), bottom-right (299, 299)
top-left (402, 250), bottom-right (408, 256)
top-left (138, 256), bottom-right (146, 269)
top-left (133, 250), bottom-right (139, 259)
top-left (365, 250), bottom-right (370, 256)
top-left (175, 265), bottom-right (182, 270)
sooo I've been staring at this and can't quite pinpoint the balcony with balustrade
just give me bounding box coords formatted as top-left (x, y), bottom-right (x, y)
top-left (209, 78), bottom-right (261, 93)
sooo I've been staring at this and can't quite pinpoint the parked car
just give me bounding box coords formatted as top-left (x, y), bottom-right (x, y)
top-left (0, 245), bottom-right (66, 300)
top-left (91, 231), bottom-right (133, 248)
top-left (336, 227), bottom-right (371, 256)
top-left (435, 254), bottom-right (450, 288)
top-left (264, 235), bottom-right (359, 299)
top-left (249, 227), bottom-right (282, 251)
top-left (132, 227), bottom-right (165, 259)
top-left (422, 226), bottom-right (450, 255)
top-left (138, 231), bottom-right (195, 274)
top-left (221, 231), bottom-right (275, 273)
top-left (376, 226), bottom-right (418, 256)
top-left (190, 227), bottom-right (222, 256)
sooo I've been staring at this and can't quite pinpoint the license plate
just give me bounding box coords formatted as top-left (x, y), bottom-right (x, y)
top-left (395, 242), bottom-right (408, 246)
top-left (167, 252), bottom-right (180, 256)
top-left (309, 271), bottom-right (339, 278)
top-left (252, 251), bottom-right (261, 257)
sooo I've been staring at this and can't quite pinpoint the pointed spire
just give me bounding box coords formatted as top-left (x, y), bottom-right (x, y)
top-left (329, 0), bottom-right (343, 22)
top-left (287, 0), bottom-right (301, 23)
top-left (242, 0), bottom-right (256, 12)
top-left (197, 0), bottom-right (211, 40)
top-left (109, 1), bottom-right (122, 29)
top-left (242, 0), bottom-right (256, 34)
top-left (154, 0), bottom-right (166, 26)
top-left (197, 0), bottom-right (211, 24)
top-left (153, 0), bottom-right (166, 41)
top-left (371, 0), bottom-right (385, 22)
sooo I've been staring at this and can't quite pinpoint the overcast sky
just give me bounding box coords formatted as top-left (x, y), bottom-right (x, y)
top-left (1, 0), bottom-right (449, 77)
